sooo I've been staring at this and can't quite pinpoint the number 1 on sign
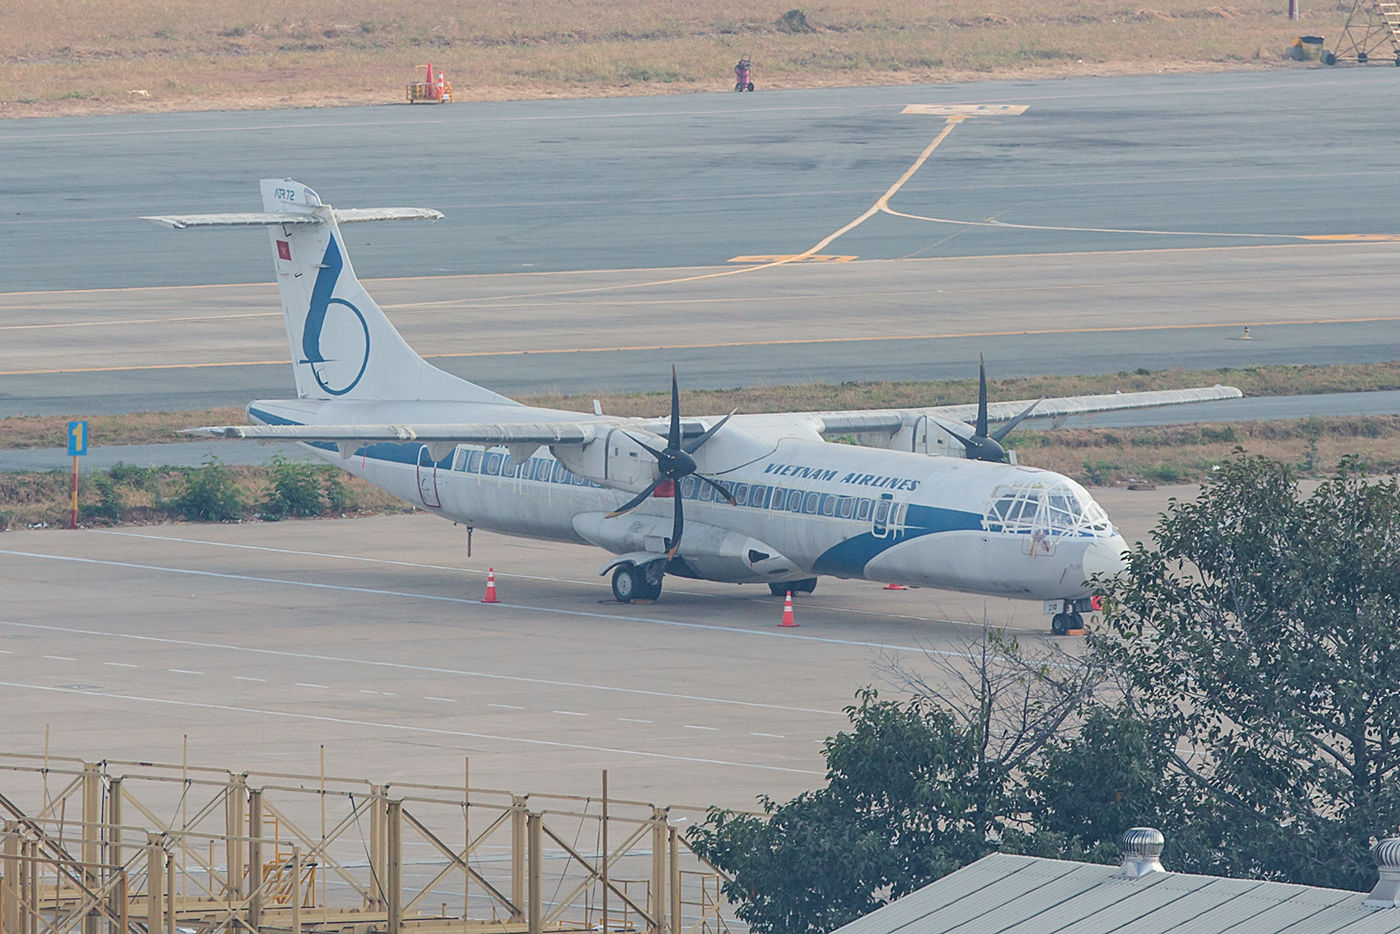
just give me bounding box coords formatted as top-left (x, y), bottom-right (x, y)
top-left (67, 420), bottom-right (87, 529)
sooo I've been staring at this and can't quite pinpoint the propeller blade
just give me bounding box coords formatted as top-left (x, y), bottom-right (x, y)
top-left (605, 477), bottom-right (664, 518)
top-left (699, 475), bottom-right (738, 506)
top-left (683, 409), bottom-right (737, 454)
top-left (668, 493), bottom-right (684, 559)
top-left (991, 398), bottom-right (1043, 443)
top-left (622, 432), bottom-right (667, 463)
top-left (668, 366), bottom-right (682, 451)
top-left (976, 354), bottom-right (990, 439)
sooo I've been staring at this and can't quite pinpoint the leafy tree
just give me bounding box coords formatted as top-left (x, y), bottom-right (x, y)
top-left (1094, 453), bottom-right (1400, 889)
top-left (172, 457), bottom-right (245, 522)
top-left (689, 634), bottom-right (1102, 934)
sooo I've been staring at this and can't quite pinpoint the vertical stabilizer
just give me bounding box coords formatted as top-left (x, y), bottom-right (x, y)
top-left (257, 179), bottom-right (512, 404)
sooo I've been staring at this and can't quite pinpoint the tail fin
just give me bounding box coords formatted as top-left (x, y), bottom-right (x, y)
top-left (258, 179), bottom-right (512, 403)
top-left (146, 179), bottom-right (514, 404)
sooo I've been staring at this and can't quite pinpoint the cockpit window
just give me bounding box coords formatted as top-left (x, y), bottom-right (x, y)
top-left (983, 480), bottom-right (1113, 537)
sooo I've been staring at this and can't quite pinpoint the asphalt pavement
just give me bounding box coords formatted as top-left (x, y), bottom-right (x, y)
top-left (3, 68), bottom-right (1398, 413)
top-left (4, 69), bottom-right (1398, 291)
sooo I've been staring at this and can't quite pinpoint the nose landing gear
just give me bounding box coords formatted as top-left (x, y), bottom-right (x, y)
top-left (1048, 596), bottom-right (1097, 635)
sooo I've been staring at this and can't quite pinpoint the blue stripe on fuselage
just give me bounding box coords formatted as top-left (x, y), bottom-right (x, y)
top-left (811, 504), bottom-right (983, 578)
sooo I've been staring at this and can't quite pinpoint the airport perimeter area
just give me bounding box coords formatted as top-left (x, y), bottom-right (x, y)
top-left (2, 69), bottom-right (1400, 934)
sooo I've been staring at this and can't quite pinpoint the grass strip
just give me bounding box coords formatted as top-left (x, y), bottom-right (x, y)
top-left (5, 362), bottom-right (1400, 450)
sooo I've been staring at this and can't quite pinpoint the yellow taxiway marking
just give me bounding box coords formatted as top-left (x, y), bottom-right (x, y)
top-left (880, 205), bottom-right (1308, 240)
top-left (902, 104), bottom-right (1029, 116)
top-left (391, 112), bottom-right (987, 306)
top-left (8, 314), bottom-right (1400, 377)
top-left (0, 312), bottom-right (278, 331)
top-left (1299, 234), bottom-right (1400, 242)
top-left (727, 254), bottom-right (856, 263)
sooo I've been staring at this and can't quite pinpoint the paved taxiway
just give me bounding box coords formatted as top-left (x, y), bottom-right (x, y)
top-left (3, 71), bottom-right (1398, 290)
top-left (4, 240), bottom-right (1399, 414)
top-left (3, 70), bottom-right (1399, 413)
top-left (0, 485), bottom-right (1168, 806)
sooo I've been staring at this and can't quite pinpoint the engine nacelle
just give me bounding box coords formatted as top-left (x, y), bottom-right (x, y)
top-left (552, 428), bottom-right (660, 494)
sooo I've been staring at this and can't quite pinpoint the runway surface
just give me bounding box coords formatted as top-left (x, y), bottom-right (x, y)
top-left (4, 241), bottom-right (1399, 415)
top-left (0, 486), bottom-right (1170, 805)
top-left (3, 69), bottom-right (1399, 414)
top-left (3, 70), bottom-right (1399, 291)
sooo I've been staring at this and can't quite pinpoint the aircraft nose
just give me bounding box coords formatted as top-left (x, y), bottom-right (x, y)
top-left (1083, 534), bottom-right (1128, 581)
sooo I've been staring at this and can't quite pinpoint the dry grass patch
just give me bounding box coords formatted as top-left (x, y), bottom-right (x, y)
top-left (0, 408), bottom-right (244, 450)
top-left (0, 0), bottom-right (1330, 117)
top-left (521, 361), bottom-right (1400, 420)
top-left (1015, 415), bottom-right (1400, 485)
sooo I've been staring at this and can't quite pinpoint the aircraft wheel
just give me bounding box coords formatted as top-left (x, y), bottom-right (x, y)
top-left (612, 564), bottom-right (640, 603)
top-left (768, 582), bottom-right (788, 597)
top-left (791, 577), bottom-right (817, 594)
top-left (1051, 613), bottom-right (1071, 636)
top-left (1069, 612), bottom-right (1085, 631)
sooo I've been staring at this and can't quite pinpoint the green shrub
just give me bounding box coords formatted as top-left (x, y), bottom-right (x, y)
top-left (324, 471), bottom-right (353, 513)
top-left (173, 458), bottom-right (246, 522)
top-left (81, 474), bottom-right (124, 521)
top-left (261, 455), bottom-right (325, 520)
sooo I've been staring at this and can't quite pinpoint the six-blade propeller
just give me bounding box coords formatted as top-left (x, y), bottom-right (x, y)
top-left (941, 355), bottom-right (1042, 463)
top-left (605, 368), bottom-right (737, 559)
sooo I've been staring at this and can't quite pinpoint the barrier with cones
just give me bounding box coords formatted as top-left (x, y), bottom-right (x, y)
top-left (779, 591), bottom-right (798, 627)
top-left (482, 568), bottom-right (500, 603)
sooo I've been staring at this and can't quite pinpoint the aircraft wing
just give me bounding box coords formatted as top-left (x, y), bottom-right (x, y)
top-left (809, 385), bottom-right (1243, 437)
top-left (181, 422), bottom-right (599, 445)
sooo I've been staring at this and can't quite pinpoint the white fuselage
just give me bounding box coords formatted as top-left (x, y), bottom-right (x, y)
top-left (251, 399), bottom-right (1127, 601)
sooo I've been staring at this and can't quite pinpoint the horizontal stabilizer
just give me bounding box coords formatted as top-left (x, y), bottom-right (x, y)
top-left (332, 208), bottom-right (445, 224)
top-left (181, 422), bottom-right (599, 446)
top-left (142, 208), bottom-right (443, 229)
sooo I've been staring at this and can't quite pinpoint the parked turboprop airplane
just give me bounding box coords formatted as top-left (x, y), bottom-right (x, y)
top-left (147, 180), bottom-right (1241, 633)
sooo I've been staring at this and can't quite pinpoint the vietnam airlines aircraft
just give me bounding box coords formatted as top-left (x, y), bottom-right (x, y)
top-left (147, 180), bottom-right (1241, 633)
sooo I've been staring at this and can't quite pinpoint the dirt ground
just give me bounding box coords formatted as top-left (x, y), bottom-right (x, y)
top-left (0, 0), bottom-right (1349, 119)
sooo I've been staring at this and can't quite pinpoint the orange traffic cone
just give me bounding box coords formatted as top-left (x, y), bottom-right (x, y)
top-left (883, 583), bottom-right (908, 591)
top-left (481, 568), bottom-right (500, 604)
top-left (779, 591), bottom-right (797, 627)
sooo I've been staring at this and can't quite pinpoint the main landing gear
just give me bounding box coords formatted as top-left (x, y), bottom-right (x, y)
top-left (612, 562), bottom-right (663, 603)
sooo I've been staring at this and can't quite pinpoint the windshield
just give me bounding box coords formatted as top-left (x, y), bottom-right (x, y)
top-left (982, 479), bottom-right (1113, 537)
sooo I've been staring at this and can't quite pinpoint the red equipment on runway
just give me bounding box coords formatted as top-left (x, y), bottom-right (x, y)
top-left (407, 63), bottom-right (453, 103)
top-left (734, 56), bottom-right (754, 91)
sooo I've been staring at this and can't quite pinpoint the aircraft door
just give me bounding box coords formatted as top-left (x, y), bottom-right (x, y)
top-left (417, 445), bottom-right (442, 508)
top-left (872, 492), bottom-right (895, 538)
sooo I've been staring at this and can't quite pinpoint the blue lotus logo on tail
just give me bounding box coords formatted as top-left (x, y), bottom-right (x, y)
top-left (301, 234), bottom-right (371, 396)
